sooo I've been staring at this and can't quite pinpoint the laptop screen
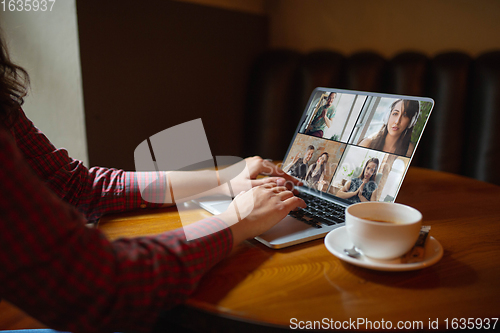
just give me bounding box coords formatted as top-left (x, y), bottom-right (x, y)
top-left (282, 87), bottom-right (434, 204)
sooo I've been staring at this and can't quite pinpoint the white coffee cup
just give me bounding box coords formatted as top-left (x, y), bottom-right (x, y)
top-left (345, 202), bottom-right (422, 260)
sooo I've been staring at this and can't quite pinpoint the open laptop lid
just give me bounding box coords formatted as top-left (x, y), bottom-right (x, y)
top-left (281, 87), bottom-right (434, 204)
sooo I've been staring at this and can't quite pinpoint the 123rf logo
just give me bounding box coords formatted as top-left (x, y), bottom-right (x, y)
top-left (1, 0), bottom-right (56, 11)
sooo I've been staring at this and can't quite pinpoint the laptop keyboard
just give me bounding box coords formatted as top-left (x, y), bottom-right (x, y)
top-left (289, 192), bottom-right (346, 229)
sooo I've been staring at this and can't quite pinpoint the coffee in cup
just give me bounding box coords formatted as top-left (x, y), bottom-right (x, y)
top-left (345, 202), bottom-right (422, 260)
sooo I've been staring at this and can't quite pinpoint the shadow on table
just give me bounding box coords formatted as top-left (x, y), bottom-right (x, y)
top-left (337, 249), bottom-right (478, 290)
top-left (154, 305), bottom-right (294, 333)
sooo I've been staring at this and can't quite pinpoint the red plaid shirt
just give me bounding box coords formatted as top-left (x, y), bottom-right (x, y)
top-left (0, 109), bottom-right (233, 332)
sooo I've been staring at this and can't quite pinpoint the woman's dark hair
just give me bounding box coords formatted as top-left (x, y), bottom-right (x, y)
top-left (0, 32), bottom-right (29, 127)
top-left (358, 157), bottom-right (379, 182)
top-left (369, 99), bottom-right (419, 156)
top-left (314, 152), bottom-right (329, 176)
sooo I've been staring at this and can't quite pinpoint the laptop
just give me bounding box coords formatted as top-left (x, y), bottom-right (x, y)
top-left (195, 87), bottom-right (434, 248)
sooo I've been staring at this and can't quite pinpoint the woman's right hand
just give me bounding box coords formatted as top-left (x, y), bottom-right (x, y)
top-left (220, 182), bottom-right (306, 246)
top-left (357, 181), bottom-right (368, 200)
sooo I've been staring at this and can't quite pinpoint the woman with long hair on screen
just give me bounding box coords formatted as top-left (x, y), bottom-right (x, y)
top-left (358, 99), bottom-right (419, 157)
top-left (305, 152), bottom-right (329, 190)
top-left (336, 158), bottom-right (379, 203)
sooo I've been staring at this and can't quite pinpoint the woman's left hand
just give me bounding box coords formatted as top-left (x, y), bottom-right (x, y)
top-left (227, 156), bottom-right (302, 195)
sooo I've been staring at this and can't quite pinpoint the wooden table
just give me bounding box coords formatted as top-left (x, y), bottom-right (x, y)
top-left (1, 167), bottom-right (499, 331)
top-left (100, 167), bottom-right (500, 331)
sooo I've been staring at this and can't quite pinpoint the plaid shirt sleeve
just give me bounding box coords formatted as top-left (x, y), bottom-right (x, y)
top-left (11, 108), bottom-right (166, 223)
top-left (0, 113), bottom-right (234, 332)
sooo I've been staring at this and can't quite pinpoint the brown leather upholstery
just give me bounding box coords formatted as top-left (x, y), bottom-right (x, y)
top-left (465, 51), bottom-right (500, 185)
top-left (244, 50), bottom-right (500, 185)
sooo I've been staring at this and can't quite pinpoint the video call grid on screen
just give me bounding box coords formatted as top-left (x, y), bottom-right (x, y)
top-left (282, 87), bottom-right (434, 203)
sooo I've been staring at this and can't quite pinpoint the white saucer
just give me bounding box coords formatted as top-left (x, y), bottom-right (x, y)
top-left (324, 226), bottom-right (443, 271)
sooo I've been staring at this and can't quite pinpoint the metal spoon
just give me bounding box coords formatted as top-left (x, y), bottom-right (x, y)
top-left (344, 246), bottom-right (361, 258)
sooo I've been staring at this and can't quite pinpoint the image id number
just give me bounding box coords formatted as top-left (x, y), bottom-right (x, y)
top-left (444, 318), bottom-right (498, 330)
top-left (1, 0), bottom-right (56, 11)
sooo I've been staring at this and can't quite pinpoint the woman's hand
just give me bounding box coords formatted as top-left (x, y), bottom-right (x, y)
top-left (163, 156), bottom-right (301, 205)
top-left (228, 156), bottom-right (302, 194)
top-left (220, 182), bottom-right (306, 246)
top-left (358, 181), bottom-right (368, 201)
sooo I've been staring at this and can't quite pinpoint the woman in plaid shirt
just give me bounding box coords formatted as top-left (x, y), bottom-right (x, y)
top-left (0, 34), bottom-right (305, 333)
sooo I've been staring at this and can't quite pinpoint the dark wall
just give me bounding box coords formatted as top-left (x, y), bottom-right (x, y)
top-left (77, 0), bottom-right (268, 170)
